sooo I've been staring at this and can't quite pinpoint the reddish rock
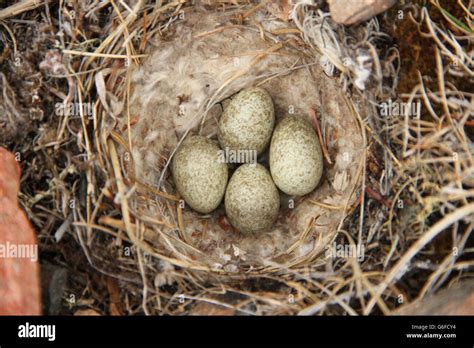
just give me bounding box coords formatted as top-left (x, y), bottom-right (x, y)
top-left (329, 0), bottom-right (396, 25)
top-left (394, 281), bottom-right (474, 315)
top-left (0, 147), bottom-right (41, 315)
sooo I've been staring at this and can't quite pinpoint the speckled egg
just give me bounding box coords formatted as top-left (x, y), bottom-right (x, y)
top-left (269, 116), bottom-right (323, 196)
top-left (171, 135), bottom-right (228, 214)
top-left (224, 164), bottom-right (280, 234)
top-left (218, 87), bottom-right (275, 159)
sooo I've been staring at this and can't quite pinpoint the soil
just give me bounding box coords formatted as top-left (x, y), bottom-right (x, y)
top-left (382, 2), bottom-right (473, 95)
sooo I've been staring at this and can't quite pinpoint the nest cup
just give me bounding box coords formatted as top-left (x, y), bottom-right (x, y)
top-left (111, 5), bottom-right (365, 274)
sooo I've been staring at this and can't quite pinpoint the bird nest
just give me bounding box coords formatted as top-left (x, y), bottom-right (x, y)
top-left (116, 6), bottom-right (364, 272)
top-left (3, 0), bottom-right (473, 315)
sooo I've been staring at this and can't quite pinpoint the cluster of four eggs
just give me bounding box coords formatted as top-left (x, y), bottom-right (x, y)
top-left (171, 87), bottom-right (324, 234)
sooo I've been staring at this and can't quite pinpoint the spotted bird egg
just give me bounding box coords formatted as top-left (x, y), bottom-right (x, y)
top-left (171, 135), bottom-right (228, 214)
top-left (269, 116), bottom-right (323, 196)
top-left (224, 163), bottom-right (280, 234)
top-left (218, 87), bottom-right (275, 160)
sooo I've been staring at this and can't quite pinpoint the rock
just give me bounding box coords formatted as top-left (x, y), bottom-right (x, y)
top-left (0, 147), bottom-right (41, 315)
top-left (328, 0), bottom-right (396, 25)
top-left (393, 281), bottom-right (474, 315)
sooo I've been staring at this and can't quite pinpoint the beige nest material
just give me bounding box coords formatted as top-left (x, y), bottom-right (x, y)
top-left (119, 6), bottom-right (364, 272)
top-left (1, 0), bottom-right (471, 316)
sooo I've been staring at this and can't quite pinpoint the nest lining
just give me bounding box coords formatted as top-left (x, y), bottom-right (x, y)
top-left (113, 6), bottom-right (365, 272)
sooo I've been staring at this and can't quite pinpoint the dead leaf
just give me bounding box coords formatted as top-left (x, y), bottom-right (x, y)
top-left (107, 277), bottom-right (124, 316)
top-left (74, 309), bottom-right (101, 316)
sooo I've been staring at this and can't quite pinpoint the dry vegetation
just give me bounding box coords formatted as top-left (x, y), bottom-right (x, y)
top-left (0, 0), bottom-right (472, 315)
